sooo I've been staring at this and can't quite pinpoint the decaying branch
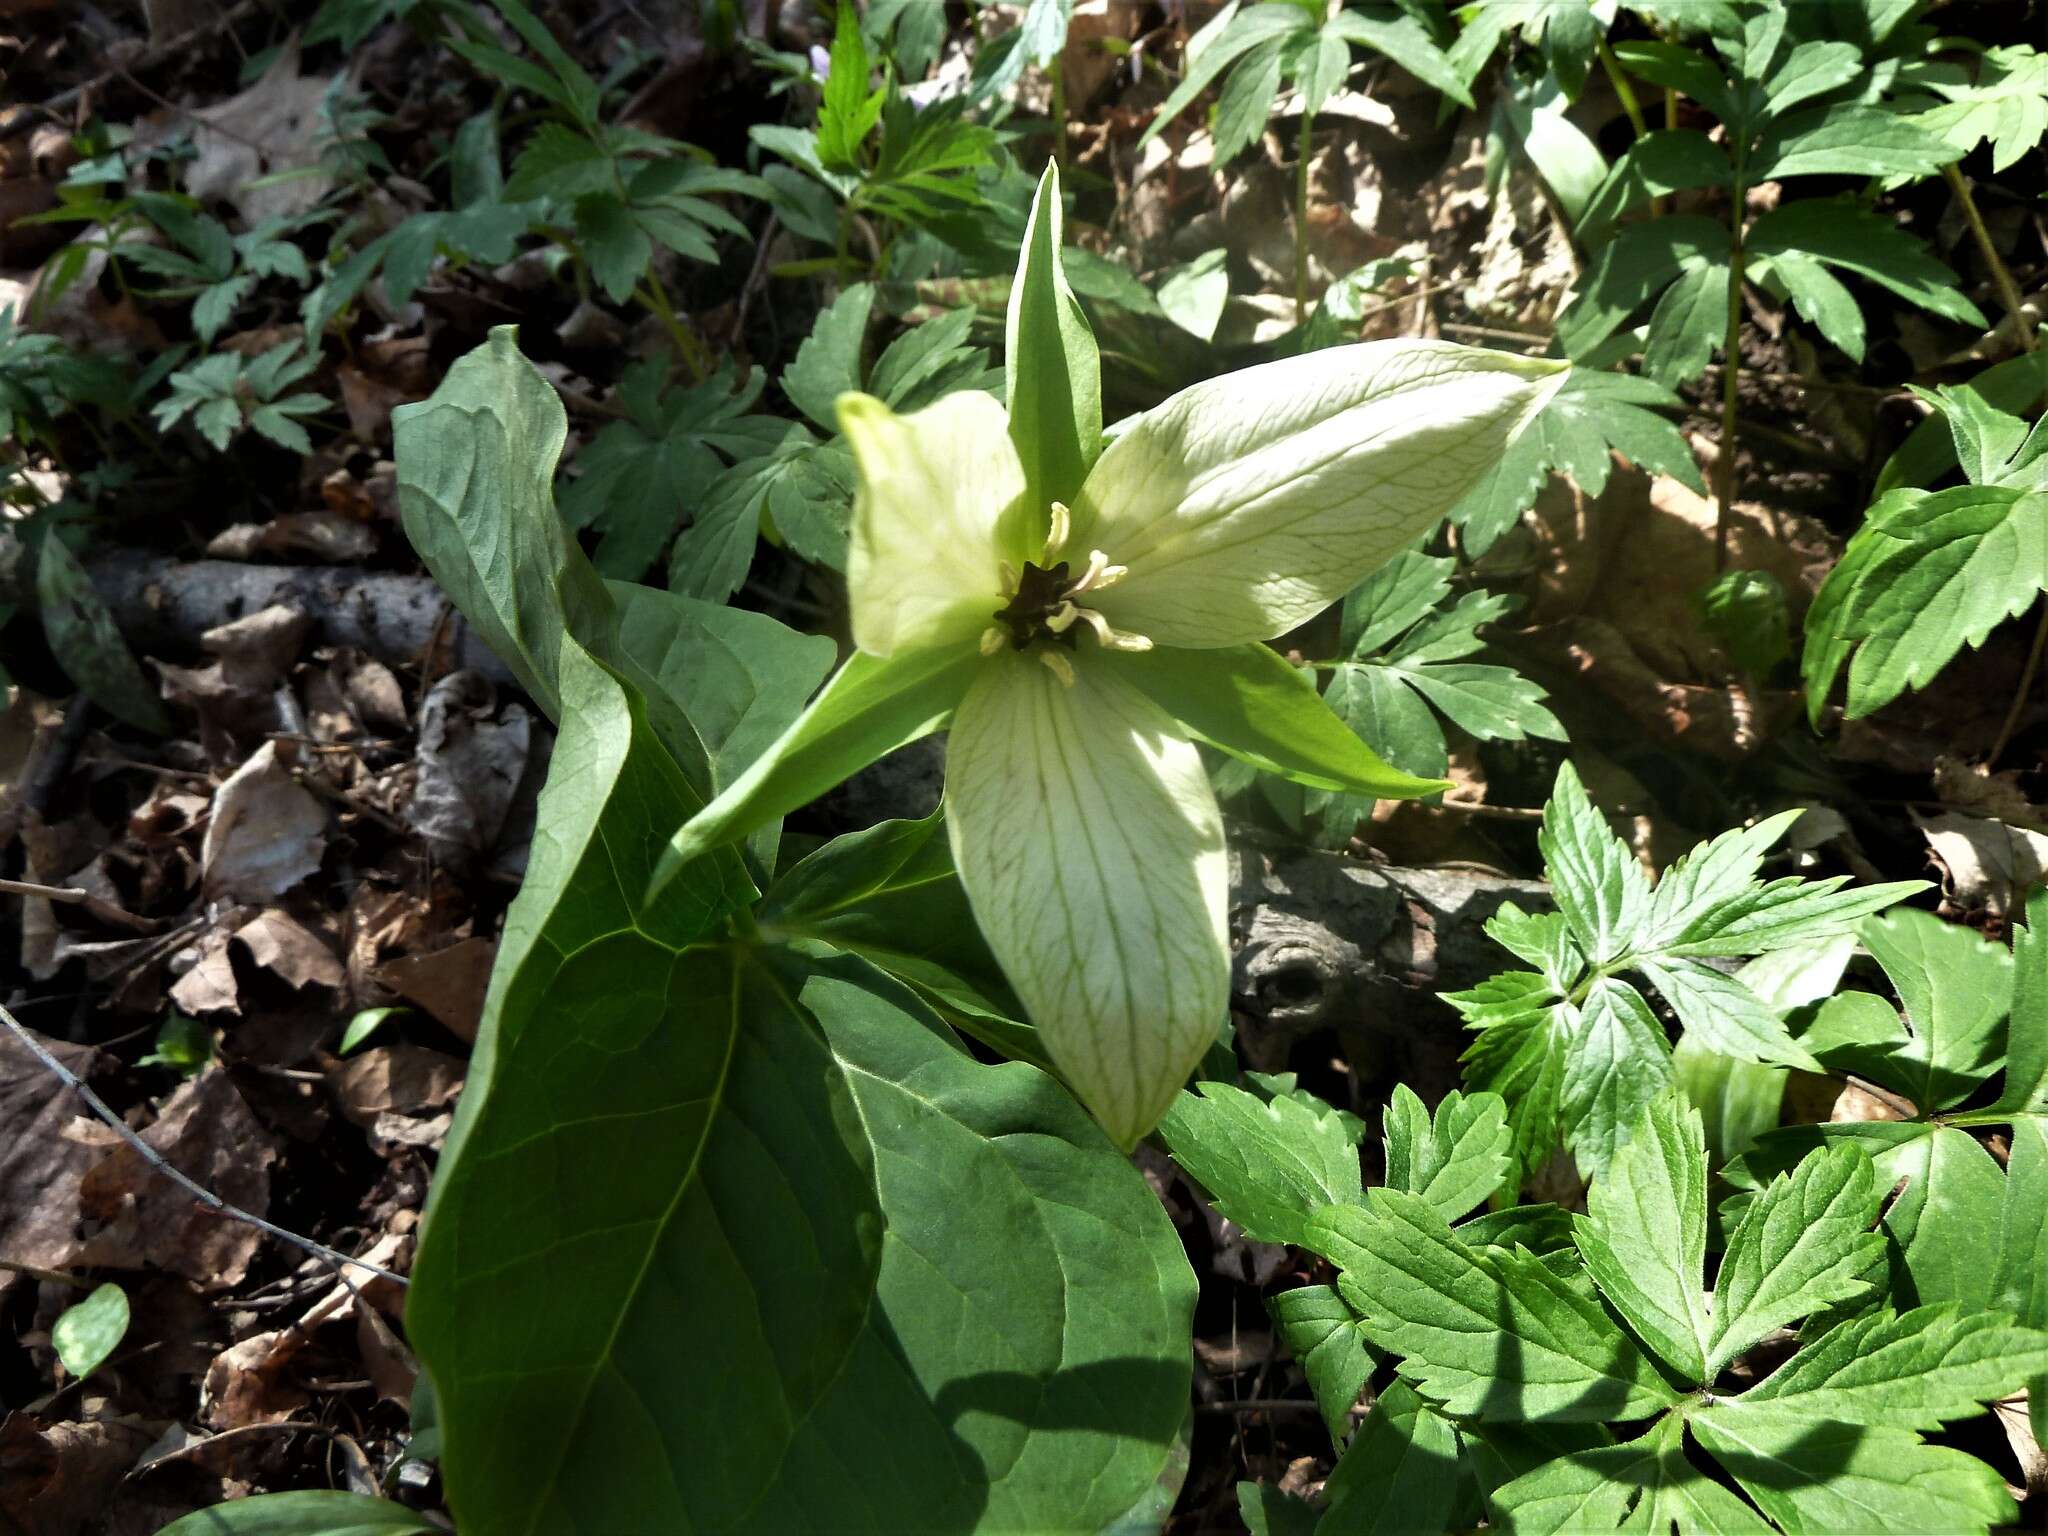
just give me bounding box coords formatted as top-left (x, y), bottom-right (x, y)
top-left (1230, 839), bottom-right (1547, 1100)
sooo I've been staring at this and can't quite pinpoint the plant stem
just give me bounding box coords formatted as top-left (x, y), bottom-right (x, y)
top-left (1714, 157), bottom-right (1748, 570)
top-left (1945, 162), bottom-right (2039, 354)
top-left (1050, 56), bottom-right (1069, 175)
top-left (1597, 38), bottom-right (1648, 140)
top-left (1987, 599), bottom-right (2048, 768)
top-left (1295, 107), bottom-right (1315, 325)
top-left (639, 268), bottom-right (710, 383)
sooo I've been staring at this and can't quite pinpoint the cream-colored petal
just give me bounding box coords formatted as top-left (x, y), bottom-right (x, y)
top-left (1074, 341), bottom-right (1567, 647)
top-left (945, 651), bottom-right (1228, 1148)
top-left (841, 390), bottom-right (1024, 657)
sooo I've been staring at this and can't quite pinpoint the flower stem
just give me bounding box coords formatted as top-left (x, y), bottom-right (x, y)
top-left (1597, 38), bottom-right (1647, 140)
top-left (1945, 162), bottom-right (2039, 355)
top-left (1987, 598), bottom-right (2048, 768)
top-left (1714, 147), bottom-right (1749, 571)
top-left (1295, 106), bottom-right (1315, 324)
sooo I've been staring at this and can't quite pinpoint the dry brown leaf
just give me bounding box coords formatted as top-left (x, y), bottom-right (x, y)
top-left (0, 1410), bottom-right (156, 1536)
top-left (373, 935), bottom-right (494, 1042)
top-left (202, 743), bottom-right (327, 903)
top-left (1916, 809), bottom-right (2048, 921)
top-left (183, 46), bottom-right (338, 224)
top-left (71, 1068), bottom-right (278, 1290)
top-left (198, 1330), bottom-right (309, 1431)
top-left (205, 513), bottom-right (378, 565)
top-left (405, 672), bottom-right (532, 866)
top-left (235, 909), bottom-right (345, 992)
top-left (169, 927), bottom-right (242, 1016)
top-left (0, 1029), bottom-right (104, 1290)
top-left (327, 1044), bottom-right (464, 1128)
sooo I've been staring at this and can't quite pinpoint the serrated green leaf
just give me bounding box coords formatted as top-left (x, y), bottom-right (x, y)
top-left (1576, 129), bottom-right (1730, 244)
top-left (1268, 1284), bottom-right (1377, 1448)
top-left (1743, 1304), bottom-right (2048, 1428)
top-left (1708, 1141), bottom-right (1886, 1376)
top-left (1157, 1080), bottom-right (1363, 1248)
top-left (1320, 1379), bottom-right (1471, 1535)
top-left (1454, 975), bottom-right (1571, 1182)
top-left (1848, 908), bottom-right (2014, 1111)
top-left (1572, 1094), bottom-right (1711, 1382)
top-left (1318, 660), bottom-right (1449, 796)
top-left (1449, 370), bottom-right (1703, 556)
top-left (1995, 889), bottom-right (2048, 1113)
top-left (1751, 104), bottom-right (1960, 180)
top-left (1748, 201), bottom-right (1983, 331)
top-left (1539, 761), bottom-right (1651, 968)
top-left (816, 0), bottom-right (884, 171)
top-left (1636, 957), bottom-right (1821, 1071)
top-left (1339, 550), bottom-right (1454, 656)
top-left (1560, 979), bottom-right (1676, 1177)
top-left (1914, 44), bottom-right (2048, 172)
top-left (1490, 1414), bottom-right (1771, 1535)
top-left (36, 536), bottom-right (173, 734)
top-left (1313, 1190), bottom-right (1683, 1423)
top-left (1879, 1124), bottom-right (2008, 1310)
top-left (1690, 1408), bottom-right (2014, 1535)
top-left (1382, 1083), bottom-right (1512, 1225)
top-left (1806, 482), bottom-right (2048, 722)
top-left (1557, 217), bottom-right (1729, 369)
top-left (783, 284), bottom-right (875, 434)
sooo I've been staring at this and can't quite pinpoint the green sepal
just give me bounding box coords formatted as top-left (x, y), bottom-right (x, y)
top-left (650, 644), bottom-right (981, 900)
top-left (1004, 160), bottom-right (1101, 556)
top-left (1105, 642), bottom-right (1451, 800)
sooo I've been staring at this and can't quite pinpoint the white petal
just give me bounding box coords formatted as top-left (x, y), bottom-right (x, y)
top-left (1074, 341), bottom-right (1567, 647)
top-left (946, 651), bottom-right (1228, 1147)
top-left (841, 390), bottom-right (1024, 656)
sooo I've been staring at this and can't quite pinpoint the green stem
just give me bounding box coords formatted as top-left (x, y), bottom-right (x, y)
top-left (1944, 161), bottom-right (2039, 353)
top-left (1050, 57), bottom-right (1069, 175)
top-left (1295, 106), bottom-right (1315, 325)
top-left (1987, 598), bottom-right (2048, 768)
top-left (1597, 37), bottom-right (1648, 140)
top-left (1715, 158), bottom-right (1748, 572)
top-left (639, 268), bottom-right (709, 383)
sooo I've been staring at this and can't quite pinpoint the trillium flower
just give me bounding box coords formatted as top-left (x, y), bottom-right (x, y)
top-left (655, 165), bottom-right (1565, 1147)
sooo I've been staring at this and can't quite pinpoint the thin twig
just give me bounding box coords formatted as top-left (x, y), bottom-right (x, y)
top-left (0, 878), bottom-right (93, 905)
top-left (0, 1258), bottom-right (92, 1288)
top-left (1988, 600), bottom-right (2048, 769)
top-left (1945, 162), bottom-right (2041, 356)
top-left (0, 999), bottom-right (409, 1287)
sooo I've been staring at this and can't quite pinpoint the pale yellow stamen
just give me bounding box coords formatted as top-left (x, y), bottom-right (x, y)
top-left (1067, 549), bottom-right (1127, 595)
top-left (1044, 501), bottom-right (1071, 561)
top-left (1069, 606), bottom-right (1153, 653)
top-left (1043, 600), bottom-right (1080, 634)
top-left (998, 560), bottom-right (1021, 597)
top-left (979, 624), bottom-right (1008, 656)
top-left (1039, 648), bottom-right (1077, 687)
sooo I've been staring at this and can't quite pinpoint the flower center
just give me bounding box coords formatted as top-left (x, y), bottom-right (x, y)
top-left (978, 503), bottom-right (1152, 685)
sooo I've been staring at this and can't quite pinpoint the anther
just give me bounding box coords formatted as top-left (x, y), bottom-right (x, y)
top-left (1039, 649), bottom-right (1076, 687)
top-left (979, 625), bottom-right (1008, 656)
top-left (1044, 501), bottom-right (1071, 561)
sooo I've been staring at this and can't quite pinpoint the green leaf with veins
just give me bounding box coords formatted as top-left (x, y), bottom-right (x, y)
top-left (1307, 551), bottom-right (1564, 842)
top-left (1571, 1094), bottom-right (1711, 1382)
top-left (1449, 369), bottom-right (1704, 556)
top-left (1742, 1305), bottom-right (2048, 1428)
top-left (1381, 1083), bottom-right (1512, 1225)
top-left (1320, 1379), bottom-right (1473, 1534)
top-left (1308, 1190), bottom-right (1683, 1423)
top-left (1156, 1079), bottom-right (1364, 1249)
top-left (1267, 1284), bottom-right (1377, 1448)
top-left (1912, 44), bottom-right (2048, 172)
top-left (1491, 1413), bottom-right (1771, 1536)
top-left (1708, 1141), bottom-right (1887, 1376)
top-left (1689, 1409), bottom-right (2014, 1534)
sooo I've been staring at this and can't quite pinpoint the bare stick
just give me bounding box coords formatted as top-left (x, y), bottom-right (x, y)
top-left (0, 1000), bottom-right (409, 1288)
top-left (0, 878), bottom-right (92, 905)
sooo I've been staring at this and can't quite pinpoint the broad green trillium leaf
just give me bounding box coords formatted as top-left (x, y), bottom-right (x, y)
top-left (1071, 341), bottom-right (1568, 648)
top-left (947, 651), bottom-right (1228, 1148)
top-left (656, 160), bottom-right (1564, 1146)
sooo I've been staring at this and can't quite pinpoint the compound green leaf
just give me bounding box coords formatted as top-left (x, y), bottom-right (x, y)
top-left (1381, 1084), bottom-right (1512, 1225)
top-left (1490, 1414), bottom-right (1771, 1535)
top-left (1539, 761), bottom-right (1651, 968)
top-left (1708, 1141), bottom-right (1885, 1376)
top-left (1572, 1094), bottom-right (1711, 1383)
top-left (1268, 1284), bottom-right (1376, 1448)
top-left (36, 536), bottom-right (172, 735)
top-left (1691, 1408), bottom-right (2013, 1535)
top-left (1314, 1191), bottom-right (1682, 1423)
top-left (1559, 980), bottom-right (1676, 1178)
top-left (1878, 1125), bottom-right (2007, 1311)
top-left (1857, 907), bottom-right (2014, 1112)
top-left (1742, 1304), bottom-right (2048, 1428)
top-left (1156, 1080), bottom-right (1363, 1249)
top-left (1994, 888), bottom-right (2048, 1113)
